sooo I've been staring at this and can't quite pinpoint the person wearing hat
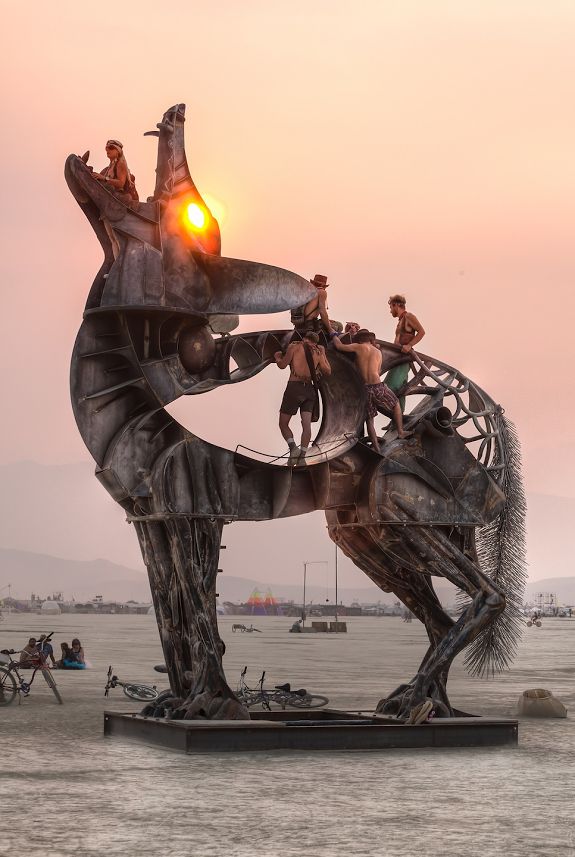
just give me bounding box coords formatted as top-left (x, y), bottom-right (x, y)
top-left (292, 274), bottom-right (336, 337)
top-left (91, 139), bottom-right (139, 208)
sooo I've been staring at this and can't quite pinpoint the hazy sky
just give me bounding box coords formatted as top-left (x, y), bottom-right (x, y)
top-left (1, 1), bottom-right (574, 582)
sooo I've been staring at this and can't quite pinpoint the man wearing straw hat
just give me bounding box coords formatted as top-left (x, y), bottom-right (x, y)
top-left (291, 274), bottom-right (336, 337)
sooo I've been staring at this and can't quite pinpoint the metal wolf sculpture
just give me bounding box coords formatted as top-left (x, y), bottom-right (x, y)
top-left (67, 104), bottom-right (526, 720)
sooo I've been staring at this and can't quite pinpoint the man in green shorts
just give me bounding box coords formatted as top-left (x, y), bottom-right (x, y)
top-left (385, 294), bottom-right (425, 411)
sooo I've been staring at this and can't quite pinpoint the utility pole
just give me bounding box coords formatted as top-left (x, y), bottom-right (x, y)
top-left (334, 544), bottom-right (338, 630)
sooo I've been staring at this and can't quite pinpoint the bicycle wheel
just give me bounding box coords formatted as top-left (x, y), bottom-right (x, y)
top-left (236, 690), bottom-right (265, 709)
top-left (123, 683), bottom-right (158, 702)
top-left (287, 693), bottom-right (330, 709)
top-left (0, 667), bottom-right (17, 706)
top-left (42, 669), bottom-right (64, 705)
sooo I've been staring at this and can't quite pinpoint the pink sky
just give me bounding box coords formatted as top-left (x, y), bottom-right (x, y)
top-left (1, 2), bottom-right (574, 582)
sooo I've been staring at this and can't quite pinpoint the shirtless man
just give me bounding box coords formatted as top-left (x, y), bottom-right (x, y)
top-left (386, 294), bottom-right (425, 411)
top-left (275, 332), bottom-right (332, 463)
top-left (334, 329), bottom-right (410, 452)
top-left (295, 274), bottom-right (335, 337)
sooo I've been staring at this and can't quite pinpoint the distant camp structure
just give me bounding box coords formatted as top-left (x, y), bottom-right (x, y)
top-left (246, 588), bottom-right (280, 616)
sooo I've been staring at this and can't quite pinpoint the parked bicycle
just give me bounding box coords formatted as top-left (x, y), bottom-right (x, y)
top-left (0, 632), bottom-right (63, 705)
top-left (237, 666), bottom-right (329, 711)
top-left (104, 666), bottom-right (159, 702)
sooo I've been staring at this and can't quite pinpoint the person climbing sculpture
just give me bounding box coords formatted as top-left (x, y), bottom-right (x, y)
top-left (385, 294), bottom-right (425, 411)
top-left (90, 139), bottom-right (139, 209)
top-left (275, 331), bottom-right (332, 464)
top-left (333, 329), bottom-right (411, 451)
top-left (291, 274), bottom-right (336, 338)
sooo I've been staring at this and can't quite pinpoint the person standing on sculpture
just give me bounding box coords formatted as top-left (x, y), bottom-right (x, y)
top-left (333, 329), bottom-right (411, 452)
top-left (91, 140), bottom-right (139, 208)
top-left (275, 332), bottom-right (332, 463)
top-left (386, 294), bottom-right (425, 411)
top-left (292, 274), bottom-right (336, 338)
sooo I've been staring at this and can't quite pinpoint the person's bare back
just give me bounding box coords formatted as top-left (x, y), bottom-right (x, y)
top-left (333, 329), bottom-right (411, 446)
top-left (275, 339), bottom-right (331, 379)
top-left (274, 333), bottom-right (332, 463)
top-left (351, 342), bottom-right (382, 384)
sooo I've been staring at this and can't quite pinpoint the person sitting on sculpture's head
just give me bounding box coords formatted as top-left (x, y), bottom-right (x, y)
top-left (274, 331), bottom-right (332, 466)
top-left (91, 139), bottom-right (139, 208)
top-left (333, 329), bottom-right (412, 452)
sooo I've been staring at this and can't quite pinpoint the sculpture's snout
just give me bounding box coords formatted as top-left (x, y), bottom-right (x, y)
top-left (433, 406), bottom-right (453, 431)
top-left (421, 405), bottom-right (454, 437)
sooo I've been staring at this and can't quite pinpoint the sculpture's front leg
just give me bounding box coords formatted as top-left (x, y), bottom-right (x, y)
top-left (135, 517), bottom-right (249, 720)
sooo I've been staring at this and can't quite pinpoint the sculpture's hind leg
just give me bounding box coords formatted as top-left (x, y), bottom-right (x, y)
top-left (377, 524), bottom-right (505, 718)
top-left (329, 516), bottom-right (457, 715)
top-left (378, 588), bottom-right (456, 717)
top-left (134, 517), bottom-right (249, 720)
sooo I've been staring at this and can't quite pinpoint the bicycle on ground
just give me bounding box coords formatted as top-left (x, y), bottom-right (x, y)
top-left (104, 665), bottom-right (160, 702)
top-left (237, 666), bottom-right (329, 711)
top-left (0, 632), bottom-right (63, 706)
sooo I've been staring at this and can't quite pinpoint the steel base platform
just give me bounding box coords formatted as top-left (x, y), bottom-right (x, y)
top-left (104, 708), bottom-right (518, 753)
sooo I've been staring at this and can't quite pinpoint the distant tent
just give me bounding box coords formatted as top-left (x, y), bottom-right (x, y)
top-left (246, 588), bottom-right (266, 616)
top-left (263, 588), bottom-right (279, 615)
top-left (41, 600), bottom-right (61, 615)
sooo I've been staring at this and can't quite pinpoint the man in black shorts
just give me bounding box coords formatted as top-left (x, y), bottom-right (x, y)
top-left (274, 332), bottom-right (332, 464)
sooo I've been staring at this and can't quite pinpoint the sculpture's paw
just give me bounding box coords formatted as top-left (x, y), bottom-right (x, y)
top-left (140, 689), bottom-right (184, 718)
top-left (171, 689), bottom-right (251, 721)
top-left (376, 681), bottom-right (451, 720)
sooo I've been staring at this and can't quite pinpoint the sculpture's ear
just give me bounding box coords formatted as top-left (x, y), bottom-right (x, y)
top-left (151, 104), bottom-right (222, 257)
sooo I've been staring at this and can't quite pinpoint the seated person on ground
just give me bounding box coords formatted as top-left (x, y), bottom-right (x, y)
top-left (275, 332), bottom-right (332, 464)
top-left (19, 637), bottom-right (37, 668)
top-left (333, 329), bottom-right (411, 452)
top-left (62, 638), bottom-right (86, 670)
top-left (36, 634), bottom-right (56, 667)
top-left (56, 642), bottom-right (71, 669)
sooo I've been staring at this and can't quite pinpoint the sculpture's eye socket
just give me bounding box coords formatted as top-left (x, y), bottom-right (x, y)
top-left (185, 202), bottom-right (206, 230)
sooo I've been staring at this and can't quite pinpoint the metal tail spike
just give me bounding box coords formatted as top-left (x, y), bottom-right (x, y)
top-left (460, 413), bottom-right (528, 677)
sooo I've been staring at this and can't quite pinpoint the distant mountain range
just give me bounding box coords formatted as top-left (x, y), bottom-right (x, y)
top-left (0, 548), bottom-right (151, 603)
top-left (0, 547), bottom-right (400, 605)
top-left (2, 547), bottom-right (575, 608)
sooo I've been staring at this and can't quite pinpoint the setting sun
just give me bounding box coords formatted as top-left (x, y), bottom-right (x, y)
top-left (186, 202), bottom-right (206, 229)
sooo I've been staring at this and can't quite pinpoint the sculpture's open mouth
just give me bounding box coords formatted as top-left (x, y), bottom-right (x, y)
top-left (64, 154), bottom-right (118, 263)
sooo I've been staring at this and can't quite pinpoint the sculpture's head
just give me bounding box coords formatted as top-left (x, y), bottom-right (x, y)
top-left (65, 104), bottom-right (315, 324)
